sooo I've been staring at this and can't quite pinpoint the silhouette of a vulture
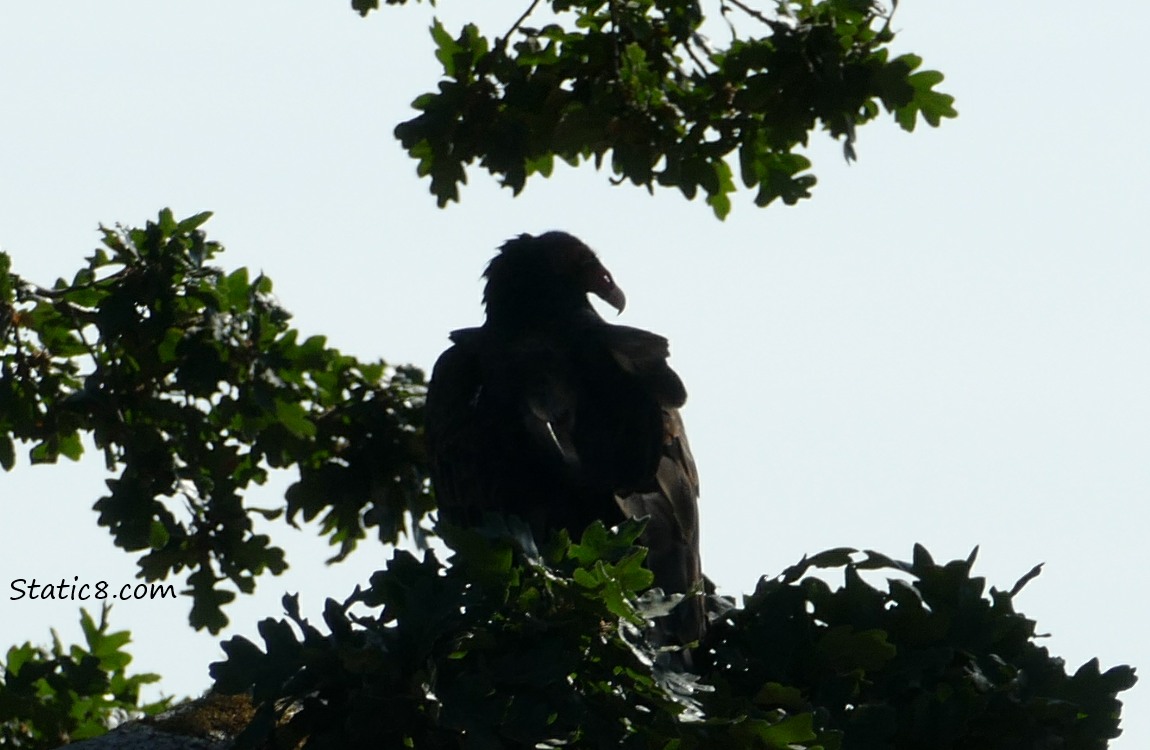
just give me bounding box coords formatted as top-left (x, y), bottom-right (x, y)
top-left (425, 231), bottom-right (705, 660)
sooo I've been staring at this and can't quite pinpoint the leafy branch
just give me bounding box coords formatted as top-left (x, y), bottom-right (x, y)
top-left (212, 531), bottom-right (1136, 748)
top-left (1, 210), bottom-right (432, 633)
top-left (374, 0), bottom-right (957, 218)
top-left (0, 605), bottom-right (170, 749)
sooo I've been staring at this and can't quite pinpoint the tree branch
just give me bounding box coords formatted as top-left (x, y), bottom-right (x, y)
top-left (499, 0), bottom-right (544, 49)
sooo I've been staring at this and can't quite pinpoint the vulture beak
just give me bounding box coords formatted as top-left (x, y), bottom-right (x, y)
top-left (598, 285), bottom-right (627, 314)
top-left (584, 263), bottom-right (626, 314)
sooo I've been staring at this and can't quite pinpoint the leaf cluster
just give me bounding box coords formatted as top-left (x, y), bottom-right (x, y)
top-left (212, 533), bottom-right (1135, 749)
top-left (212, 519), bottom-right (709, 749)
top-left (386, 0), bottom-right (957, 217)
top-left (0, 211), bottom-right (431, 633)
top-left (704, 545), bottom-right (1137, 748)
top-left (0, 605), bottom-right (169, 749)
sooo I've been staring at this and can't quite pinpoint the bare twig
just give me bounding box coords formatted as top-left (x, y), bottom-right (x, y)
top-left (718, 1), bottom-right (739, 42)
top-left (683, 36), bottom-right (710, 76)
top-left (726, 0), bottom-right (777, 27)
top-left (499, 0), bottom-right (545, 49)
top-left (609, 0), bottom-right (622, 79)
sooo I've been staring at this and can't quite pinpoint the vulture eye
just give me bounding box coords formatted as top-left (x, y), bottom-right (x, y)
top-left (583, 265), bottom-right (626, 313)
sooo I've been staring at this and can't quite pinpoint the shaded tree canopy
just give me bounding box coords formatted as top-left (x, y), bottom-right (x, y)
top-left (1, 214), bottom-right (428, 634)
top-left (0, 2), bottom-right (1135, 749)
top-left (213, 528), bottom-right (1134, 749)
top-left (0, 606), bottom-right (169, 748)
top-left (380, 0), bottom-right (957, 217)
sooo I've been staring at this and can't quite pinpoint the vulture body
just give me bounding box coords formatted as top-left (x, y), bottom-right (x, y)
top-left (426, 232), bottom-right (704, 658)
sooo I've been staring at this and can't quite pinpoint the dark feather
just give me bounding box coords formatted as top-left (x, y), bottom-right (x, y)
top-left (425, 232), bottom-right (705, 660)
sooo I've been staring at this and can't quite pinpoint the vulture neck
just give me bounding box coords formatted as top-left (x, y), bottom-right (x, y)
top-left (483, 292), bottom-right (601, 333)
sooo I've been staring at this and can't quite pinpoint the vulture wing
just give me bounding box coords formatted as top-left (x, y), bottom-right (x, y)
top-left (427, 323), bottom-right (627, 536)
top-left (601, 325), bottom-right (705, 657)
top-left (425, 233), bottom-right (705, 660)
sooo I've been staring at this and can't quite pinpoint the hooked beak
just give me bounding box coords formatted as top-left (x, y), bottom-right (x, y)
top-left (598, 285), bottom-right (626, 314)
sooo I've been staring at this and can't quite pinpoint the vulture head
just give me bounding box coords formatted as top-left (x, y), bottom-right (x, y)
top-left (482, 232), bottom-right (626, 325)
top-left (428, 230), bottom-right (705, 668)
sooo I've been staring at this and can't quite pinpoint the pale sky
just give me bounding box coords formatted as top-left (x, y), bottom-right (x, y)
top-left (1, 2), bottom-right (1146, 746)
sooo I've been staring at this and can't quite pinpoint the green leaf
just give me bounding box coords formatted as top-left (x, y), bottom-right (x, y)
top-left (175, 210), bottom-right (213, 233)
top-left (757, 713), bottom-right (817, 748)
top-left (0, 435), bottom-right (15, 471)
top-left (704, 160), bottom-right (736, 220)
top-left (224, 267), bottom-right (251, 311)
top-left (1008, 562), bottom-right (1044, 597)
top-left (157, 207), bottom-right (177, 236)
top-left (572, 565), bottom-right (603, 589)
top-left (156, 327), bottom-right (183, 364)
top-left (273, 399), bottom-right (316, 439)
top-left (911, 542), bottom-right (935, 571)
top-left (612, 549), bottom-right (655, 591)
top-left (806, 547), bottom-right (858, 568)
top-left (58, 432), bottom-right (84, 461)
top-left (351, 0), bottom-right (379, 17)
top-left (149, 520), bottom-right (170, 550)
top-left (29, 440), bottom-right (55, 464)
top-left (0, 252), bottom-right (13, 301)
top-left (754, 682), bottom-right (806, 710)
top-left (817, 626), bottom-right (896, 672)
top-left (525, 153), bottom-right (555, 177)
top-left (894, 68), bottom-right (957, 131)
top-left (431, 19), bottom-right (460, 78)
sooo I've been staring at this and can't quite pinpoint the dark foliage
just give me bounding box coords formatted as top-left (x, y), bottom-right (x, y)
top-left (0, 606), bottom-right (169, 749)
top-left (706, 545), bottom-right (1137, 749)
top-left (382, 0), bottom-right (957, 217)
top-left (0, 211), bottom-right (430, 633)
top-left (213, 520), bottom-right (702, 749)
top-left (212, 529), bottom-right (1136, 749)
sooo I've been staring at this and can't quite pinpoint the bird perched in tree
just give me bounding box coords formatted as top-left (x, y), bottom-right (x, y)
top-left (425, 231), bottom-right (705, 661)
